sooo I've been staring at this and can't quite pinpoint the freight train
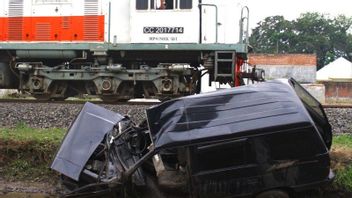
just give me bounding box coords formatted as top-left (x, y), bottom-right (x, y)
top-left (0, 0), bottom-right (257, 101)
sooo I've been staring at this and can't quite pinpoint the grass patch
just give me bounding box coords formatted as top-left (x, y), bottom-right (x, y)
top-left (331, 134), bottom-right (352, 192)
top-left (4, 160), bottom-right (52, 181)
top-left (1, 122), bottom-right (65, 143)
top-left (334, 165), bottom-right (352, 192)
top-left (333, 134), bottom-right (352, 148)
top-left (0, 123), bottom-right (65, 181)
top-left (0, 122), bottom-right (65, 143)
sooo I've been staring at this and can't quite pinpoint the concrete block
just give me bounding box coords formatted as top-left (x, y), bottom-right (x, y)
top-left (257, 65), bottom-right (316, 83)
top-left (301, 84), bottom-right (325, 104)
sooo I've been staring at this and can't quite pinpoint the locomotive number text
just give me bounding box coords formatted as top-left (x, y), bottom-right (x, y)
top-left (143, 27), bottom-right (184, 34)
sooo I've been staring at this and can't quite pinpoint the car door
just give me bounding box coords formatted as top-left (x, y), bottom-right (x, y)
top-left (189, 138), bottom-right (259, 197)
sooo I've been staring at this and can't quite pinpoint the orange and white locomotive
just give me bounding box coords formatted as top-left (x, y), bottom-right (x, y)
top-left (0, 0), bottom-right (250, 101)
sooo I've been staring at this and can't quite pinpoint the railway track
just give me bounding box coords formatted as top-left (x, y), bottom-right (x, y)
top-left (322, 104), bottom-right (352, 108)
top-left (0, 98), bottom-right (351, 108)
top-left (0, 98), bottom-right (161, 105)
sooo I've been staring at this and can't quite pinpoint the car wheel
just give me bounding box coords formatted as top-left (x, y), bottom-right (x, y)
top-left (255, 190), bottom-right (290, 198)
top-left (260, 70), bottom-right (265, 81)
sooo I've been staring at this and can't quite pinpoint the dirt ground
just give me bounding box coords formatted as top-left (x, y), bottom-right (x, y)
top-left (0, 175), bottom-right (351, 197)
top-left (0, 180), bottom-right (58, 197)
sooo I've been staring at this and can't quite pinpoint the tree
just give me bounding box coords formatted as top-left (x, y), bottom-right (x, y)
top-left (249, 16), bottom-right (295, 54)
top-left (329, 15), bottom-right (352, 61)
top-left (249, 13), bottom-right (352, 68)
top-left (294, 13), bottom-right (332, 67)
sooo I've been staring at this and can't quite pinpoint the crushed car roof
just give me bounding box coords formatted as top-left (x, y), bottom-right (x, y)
top-left (146, 79), bottom-right (314, 150)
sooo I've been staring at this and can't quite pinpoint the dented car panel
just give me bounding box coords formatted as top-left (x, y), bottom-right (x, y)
top-left (51, 102), bottom-right (124, 181)
top-left (188, 127), bottom-right (331, 197)
top-left (146, 79), bottom-right (326, 150)
top-left (51, 78), bottom-right (333, 198)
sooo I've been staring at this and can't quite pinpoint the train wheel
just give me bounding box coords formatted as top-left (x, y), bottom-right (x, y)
top-left (33, 81), bottom-right (68, 101)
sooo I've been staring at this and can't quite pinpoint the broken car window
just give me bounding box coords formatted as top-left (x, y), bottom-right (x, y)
top-left (180, 0), bottom-right (192, 9)
top-left (136, 0), bottom-right (148, 10)
top-left (137, 0), bottom-right (191, 10)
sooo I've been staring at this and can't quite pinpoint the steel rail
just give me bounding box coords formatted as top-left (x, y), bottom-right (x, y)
top-left (0, 98), bottom-right (160, 105)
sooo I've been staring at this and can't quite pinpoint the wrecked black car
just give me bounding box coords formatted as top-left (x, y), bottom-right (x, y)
top-left (51, 78), bottom-right (333, 198)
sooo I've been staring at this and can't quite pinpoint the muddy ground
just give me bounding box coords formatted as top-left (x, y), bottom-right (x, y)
top-left (0, 180), bottom-right (58, 197)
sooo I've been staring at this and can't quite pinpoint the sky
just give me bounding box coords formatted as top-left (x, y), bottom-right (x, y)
top-left (241, 0), bottom-right (352, 30)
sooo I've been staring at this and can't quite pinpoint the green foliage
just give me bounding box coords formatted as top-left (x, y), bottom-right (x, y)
top-left (0, 125), bottom-right (65, 181)
top-left (249, 16), bottom-right (295, 54)
top-left (331, 134), bottom-right (352, 192)
top-left (0, 123), bottom-right (65, 143)
top-left (249, 12), bottom-right (352, 69)
top-left (4, 159), bottom-right (52, 181)
top-left (335, 165), bottom-right (352, 192)
top-left (333, 134), bottom-right (352, 148)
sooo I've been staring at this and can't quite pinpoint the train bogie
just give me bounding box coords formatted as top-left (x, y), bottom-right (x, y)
top-left (0, 0), bottom-right (251, 101)
top-left (0, 62), bottom-right (17, 89)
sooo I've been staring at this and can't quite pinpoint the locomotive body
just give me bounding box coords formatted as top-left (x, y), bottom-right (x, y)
top-left (0, 0), bottom-right (250, 101)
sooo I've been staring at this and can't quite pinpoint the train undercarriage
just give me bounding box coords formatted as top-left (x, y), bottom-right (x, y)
top-left (0, 43), bottom-right (263, 102)
top-left (0, 0), bottom-right (259, 102)
top-left (15, 59), bottom-right (198, 102)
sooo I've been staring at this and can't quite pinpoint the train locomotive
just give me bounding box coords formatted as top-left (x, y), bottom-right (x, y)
top-left (0, 0), bottom-right (255, 101)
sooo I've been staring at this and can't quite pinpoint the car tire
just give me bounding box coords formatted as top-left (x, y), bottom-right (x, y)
top-left (255, 69), bottom-right (265, 81)
top-left (255, 190), bottom-right (290, 198)
top-left (260, 70), bottom-right (265, 81)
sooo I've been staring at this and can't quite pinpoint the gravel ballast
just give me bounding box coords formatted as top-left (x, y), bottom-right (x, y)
top-left (0, 102), bottom-right (351, 134)
top-left (325, 108), bottom-right (352, 134)
top-left (0, 102), bottom-right (150, 129)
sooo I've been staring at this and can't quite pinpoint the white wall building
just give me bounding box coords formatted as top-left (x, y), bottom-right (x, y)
top-left (317, 57), bottom-right (352, 81)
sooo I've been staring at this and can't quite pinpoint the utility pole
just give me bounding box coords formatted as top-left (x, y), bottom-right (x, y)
top-left (276, 40), bottom-right (279, 54)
